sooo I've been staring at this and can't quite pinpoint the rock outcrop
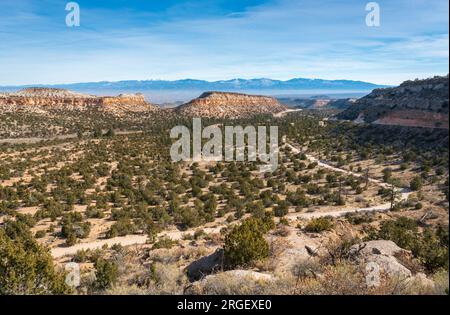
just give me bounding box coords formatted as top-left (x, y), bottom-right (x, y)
top-left (0, 87), bottom-right (158, 115)
top-left (349, 240), bottom-right (434, 289)
top-left (185, 270), bottom-right (274, 294)
top-left (176, 91), bottom-right (287, 118)
top-left (336, 75), bottom-right (449, 129)
top-left (349, 240), bottom-right (414, 278)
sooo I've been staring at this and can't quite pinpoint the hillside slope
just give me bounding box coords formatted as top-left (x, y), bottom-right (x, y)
top-left (336, 76), bottom-right (449, 129)
top-left (279, 97), bottom-right (357, 109)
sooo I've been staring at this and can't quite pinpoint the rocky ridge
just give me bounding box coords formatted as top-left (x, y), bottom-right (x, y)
top-left (176, 91), bottom-right (287, 118)
top-left (336, 75), bottom-right (449, 129)
top-left (279, 96), bottom-right (357, 110)
top-left (0, 87), bottom-right (158, 115)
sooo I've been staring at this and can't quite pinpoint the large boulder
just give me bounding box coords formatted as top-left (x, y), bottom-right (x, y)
top-left (349, 240), bottom-right (415, 279)
top-left (185, 270), bottom-right (274, 294)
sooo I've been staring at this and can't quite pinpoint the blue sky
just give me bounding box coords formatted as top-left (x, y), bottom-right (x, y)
top-left (0, 0), bottom-right (448, 85)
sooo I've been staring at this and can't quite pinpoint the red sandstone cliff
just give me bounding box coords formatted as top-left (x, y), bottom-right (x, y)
top-left (0, 88), bottom-right (157, 115)
top-left (176, 91), bottom-right (287, 118)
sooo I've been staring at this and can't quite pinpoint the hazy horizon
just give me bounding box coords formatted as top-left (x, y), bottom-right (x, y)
top-left (0, 86), bottom-right (372, 104)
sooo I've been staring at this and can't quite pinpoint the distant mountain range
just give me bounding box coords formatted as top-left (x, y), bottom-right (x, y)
top-left (0, 78), bottom-right (387, 92)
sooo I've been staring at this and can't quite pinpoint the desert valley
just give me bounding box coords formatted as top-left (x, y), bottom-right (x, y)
top-left (0, 75), bottom-right (448, 295)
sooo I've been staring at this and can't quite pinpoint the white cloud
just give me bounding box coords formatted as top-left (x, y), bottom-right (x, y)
top-left (0, 0), bottom-right (448, 85)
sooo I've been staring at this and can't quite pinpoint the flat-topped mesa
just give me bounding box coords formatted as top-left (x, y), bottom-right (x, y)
top-left (14, 87), bottom-right (92, 98)
top-left (98, 93), bottom-right (152, 112)
top-left (0, 88), bottom-right (157, 114)
top-left (336, 75), bottom-right (449, 129)
top-left (176, 91), bottom-right (287, 118)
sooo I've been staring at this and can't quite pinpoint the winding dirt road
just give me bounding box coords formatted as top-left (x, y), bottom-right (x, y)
top-left (273, 108), bottom-right (302, 118)
top-left (285, 142), bottom-right (412, 220)
top-left (51, 223), bottom-right (223, 258)
top-left (50, 141), bottom-right (411, 258)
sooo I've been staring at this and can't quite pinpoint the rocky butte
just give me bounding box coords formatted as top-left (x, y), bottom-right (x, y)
top-left (0, 87), bottom-right (158, 115)
top-left (176, 91), bottom-right (287, 119)
top-left (336, 75), bottom-right (449, 129)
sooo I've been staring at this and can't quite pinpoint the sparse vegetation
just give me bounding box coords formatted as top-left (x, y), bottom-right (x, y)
top-left (224, 217), bottom-right (271, 267)
top-left (0, 100), bottom-right (448, 296)
top-left (366, 217), bottom-right (449, 273)
top-left (304, 217), bottom-right (334, 233)
top-left (0, 222), bottom-right (69, 294)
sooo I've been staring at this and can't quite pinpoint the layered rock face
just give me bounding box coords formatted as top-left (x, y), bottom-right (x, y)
top-left (0, 88), bottom-right (157, 115)
top-left (336, 76), bottom-right (449, 129)
top-left (176, 91), bottom-right (287, 118)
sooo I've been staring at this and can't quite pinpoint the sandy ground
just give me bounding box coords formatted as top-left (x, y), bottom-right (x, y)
top-left (50, 141), bottom-right (412, 259)
top-left (51, 218), bottom-right (225, 258)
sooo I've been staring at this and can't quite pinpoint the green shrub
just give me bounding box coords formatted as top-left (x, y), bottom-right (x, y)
top-left (152, 237), bottom-right (178, 250)
top-left (60, 212), bottom-right (91, 242)
top-left (85, 206), bottom-right (105, 219)
top-left (94, 258), bottom-right (118, 290)
top-left (274, 201), bottom-right (289, 217)
top-left (417, 227), bottom-right (449, 272)
top-left (35, 230), bottom-right (46, 238)
top-left (345, 213), bottom-right (374, 225)
top-left (224, 218), bottom-right (270, 268)
top-left (279, 217), bottom-right (289, 226)
top-left (367, 217), bottom-right (449, 273)
top-left (106, 218), bottom-right (136, 238)
top-left (375, 217), bottom-right (418, 250)
top-left (304, 217), bottom-right (334, 233)
top-left (382, 168), bottom-right (392, 182)
top-left (179, 207), bottom-right (202, 229)
top-left (0, 226), bottom-right (69, 294)
top-left (410, 176), bottom-right (423, 191)
top-left (73, 249), bottom-right (89, 263)
top-left (194, 229), bottom-right (206, 240)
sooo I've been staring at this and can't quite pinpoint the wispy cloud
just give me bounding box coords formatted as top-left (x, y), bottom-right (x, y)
top-left (0, 0), bottom-right (448, 85)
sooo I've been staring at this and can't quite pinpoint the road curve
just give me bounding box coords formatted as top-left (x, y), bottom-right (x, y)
top-left (284, 142), bottom-right (412, 221)
top-left (50, 141), bottom-right (411, 258)
top-left (273, 109), bottom-right (303, 118)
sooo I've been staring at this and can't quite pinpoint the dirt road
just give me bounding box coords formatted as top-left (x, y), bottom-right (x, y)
top-left (284, 142), bottom-right (412, 220)
top-left (273, 109), bottom-right (302, 118)
top-left (51, 223), bottom-right (223, 258)
top-left (50, 141), bottom-right (411, 258)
